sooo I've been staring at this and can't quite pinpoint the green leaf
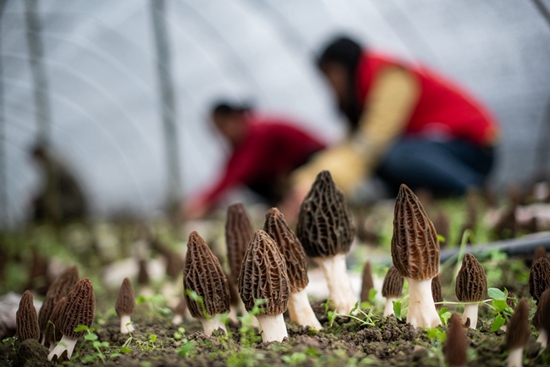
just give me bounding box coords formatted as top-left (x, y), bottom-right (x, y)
top-left (368, 288), bottom-right (378, 303)
top-left (149, 334), bottom-right (157, 343)
top-left (101, 341), bottom-right (109, 348)
top-left (81, 354), bottom-right (96, 363)
top-left (120, 346), bottom-right (132, 354)
top-left (437, 234), bottom-right (446, 243)
top-left (74, 325), bottom-right (89, 332)
top-left (438, 308), bottom-right (451, 325)
top-left (84, 333), bottom-right (98, 341)
top-left (179, 341), bottom-right (195, 357)
top-left (493, 299), bottom-right (509, 313)
top-left (350, 301), bottom-right (359, 315)
top-left (392, 301), bottom-right (402, 321)
top-left (490, 314), bottom-right (506, 332)
top-left (488, 288), bottom-right (507, 301)
top-left (110, 353), bottom-right (122, 359)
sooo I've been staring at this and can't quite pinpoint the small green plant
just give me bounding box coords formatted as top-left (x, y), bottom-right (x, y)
top-left (178, 339), bottom-right (195, 357)
top-left (438, 307), bottom-right (451, 325)
top-left (393, 300), bottom-right (403, 321)
top-left (74, 325), bottom-right (108, 364)
top-left (282, 352), bottom-right (307, 365)
top-left (487, 287), bottom-right (515, 332)
top-left (173, 327), bottom-right (186, 340)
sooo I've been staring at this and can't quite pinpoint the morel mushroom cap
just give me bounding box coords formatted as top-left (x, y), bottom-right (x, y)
top-left (16, 290), bottom-right (40, 342)
top-left (264, 208), bottom-right (308, 293)
top-left (116, 278), bottom-right (135, 317)
top-left (444, 314), bottom-right (468, 367)
top-left (226, 203), bottom-right (254, 282)
top-left (38, 266), bottom-right (79, 335)
top-left (391, 184), bottom-right (439, 280)
top-left (44, 296), bottom-right (67, 348)
top-left (455, 254), bottom-right (487, 302)
top-left (184, 231), bottom-right (230, 318)
top-left (529, 257), bottom-right (550, 303)
top-left (61, 278), bottom-right (95, 339)
top-left (238, 230), bottom-right (290, 315)
top-left (534, 288), bottom-right (550, 331)
top-left (360, 261), bottom-right (374, 303)
top-left (506, 299), bottom-right (530, 349)
top-left (381, 266), bottom-right (404, 298)
top-left (137, 259), bottom-right (149, 285)
top-left (432, 274), bottom-right (444, 307)
top-left (534, 246), bottom-right (547, 261)
top-left (296, 170), bottom-right (356, 258)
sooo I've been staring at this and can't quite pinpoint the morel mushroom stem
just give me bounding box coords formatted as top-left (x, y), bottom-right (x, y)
top-left (256, 314), bottom-right (288, 342)
top-left (288, 289), bottom-right (322, 330)
top-left (120, 315), bottom-right (135, 334)
top-left (49, 334), bottom-right (78, 360)
top-left (383, 297), bottom-right (398, 317)
top-left (461, 304), bottom-right (479, 330)
top-left (537, 330), bottom-right (548, 347)
top-left (313, 254), bottom-right (357, 314)
top-left (198, 315), bottom-right (227, 335)
top-left (407, 278), bottom-right (440, 328)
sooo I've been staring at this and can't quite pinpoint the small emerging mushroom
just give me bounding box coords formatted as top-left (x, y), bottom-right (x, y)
top-left (48, 278), bottom-right (95, 361)
top-left (381, 266), bottom-right (404, 317)
top-left (455, 253), bottom-right (487, 329)
top-left (506, 299), bottom-right (530, 367)
top-left (444, 314), bottom-right (468, 367)
top-left (529, 257), bottom-right (550, 304)
top-left (44, 296), bottom-right (67, 351)
top-left (239, 230), bottom-right (290, 342)
top-left (296, 171), bottom-right (357, 314)
top-left (534, 245), bottom-right (547, 262)
top-left (264, 208), bottom-right (321, 330)
top-left (360, 261), bottom-right (374, 304)
top-left (184, 231), bottom-right (230, 335)
top-left (137, 259), bottom-right (149, 285)
top-left (115, 278), bottom-right (135, 334)
top-left (432, 274), bottom-right (444, 310)
top-left (433, 210), bottom-right (450, 247)
top-left (16, 291), bottom-right (40, 342)
top-left (534, 288), bottom-right (550, 347)
top-left (391, 184), bottom-right (440, 328)
top-left (172, 296), bottom-right (189, 325)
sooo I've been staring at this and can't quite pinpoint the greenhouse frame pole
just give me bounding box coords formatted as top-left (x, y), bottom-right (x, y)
top-left (150, 0), bottom-right (182, 215)
top-left (0, 0), bottom-right (7, 227)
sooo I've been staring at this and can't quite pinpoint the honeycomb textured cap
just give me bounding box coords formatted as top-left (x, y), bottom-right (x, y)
top-left (238, 230), bottom-right (290, 315)
top-left (529, 257), bottom-right (550, 304)
top-left (296, 170), bottom-right (356, 258)
top-left (432, 274), bottom-right (443, 306)
top-left (184, 231), bottom-right (230, 318)
top-left (506, 299), bottom-right (530, 349)
top-left (44, 296), bottom-right (67, 347)
top-left (61, 278), bottom-right (95, 338)
top-left (226, 203), bottom-right (254, 282)
top-left (115, 278), bottom-right (135, 317)
top-left (444, 314), bottom-right (468, 367)
top-left (381, 266), bottom-right (404, 298)
top-left (16, 290), bottom-right (40, 342)
top-left (455, 253), bottom-right (487, 302)
top-left (38, 265), bottom-right (79, 334)
top-left (264, 208), bottom-right (308, 293)
top-left (360, 261), bottom-right (374, 303)
top-left (390, 184), bottom-right (440, 280)
top-left (534, 288), bottom-right (550, 331)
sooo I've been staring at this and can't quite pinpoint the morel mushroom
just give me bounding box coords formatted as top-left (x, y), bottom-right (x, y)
top-left (44, 296), bottom-right (67, 350)
top-left (534, 245), bottom-right (547, 262)
top-left (239, 230), bottom-right (290, 342)
top-left (38, 265), bottom-right (78, 343)
top-left (48, 278), bottom-right (95, 361)
top-left (172, 296), bottom-right (188, 325)
top-left (360, 261), bottom-right (374, 304)
top-left (455, 253), bottom-right (487, 329)
top-left (264, 208), bottom-right (321, 330)
top-left (16, 291), bottom-right (40, 342)
top-left (506, 299), bottom-right (530, 367)
top-left (534, 288), bottom-right (550, 347)
top-left (529, 257), bottom-right (550, 304)
top-left (184, 231), bottom-right (230, 335)
top-left (444, 314), bottom-right (468, 367)
top-left (381, 266), bottom-right (404, 317)
top-left (296, 170), bottom-right (357, 314)
top-left (115, 278), bottom-right (135, 333)
top-left (391, 184), bottom-right (440, 328)
top-left (432, 274), bottom-right (444, 310)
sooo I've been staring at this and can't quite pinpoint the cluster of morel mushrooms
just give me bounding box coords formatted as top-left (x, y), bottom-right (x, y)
top-left (13, 170), bottom-right (550, 366)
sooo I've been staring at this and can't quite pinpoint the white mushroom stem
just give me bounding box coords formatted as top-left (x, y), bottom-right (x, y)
top-left (120, 315), bottom-right (135, 334)
top-left (198, 315), bottom-right (227, 336)
top-left (537, 329), bottom-right (548, 348)
top-left (172, 314), bottom-right (183, 325)
top-left (507, 347), bottom-right (524, 367)
top-left (288, 288), bottom-right (322, 330)
top-left (383, 297), bottom-right (398, 317)
top-left (256, 313), bottom-right (288, 342)
top-left (228, 306), bottom-right (238, 323)
top-left (47, 334), bottom-right (78, 361)
top-left (313, 254), bottom-right (357, 314)
top-left (406, 277), bottom-right (441, 328)
top-left (461, 303), bottom-right (479, 329)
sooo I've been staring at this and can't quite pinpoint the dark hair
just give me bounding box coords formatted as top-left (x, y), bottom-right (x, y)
top-left (317, 36), bottom-right (364, 129)
top-left (211, 101), bottom-right (252, 116)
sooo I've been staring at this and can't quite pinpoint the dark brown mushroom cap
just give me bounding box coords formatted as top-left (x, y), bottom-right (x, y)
top-left (165, 250), bottom-right (185, 279)
top-left (390, 184), bottom-right (439, 280)
top-left (432, 274), bottom-right (444, 309)
top-left (61, 278), bottom-right (95, 339)
top-left (226, 203), bottom-right (254, 282)
top-left (44, 296), bottom-right (67, 347)
top-left (381, 266), bottom-right (404, 298)
top-left (360, 261), bottom-right (374, 303)
top-left (534, 246), bottom-right (547, 261)
top-left (529, 257), bottom-right (550, 304)
top-left (115, 278), bottom-right (135, 317)
top-left (433, 210), bottom-right (449, 248)
top-left (444, 314), bottom-right (468, 367)
top-left (38, 266), bottom-right (79, 334)
top-left (238, 230), bottom-right (290, 315)
top-left (16, 290), bottom-right (40, 342)
top-left (296, 170), bottom-right (356, 258)
top-left (534, 288), bottom-right (550, 331)
top-left (137, 259), bottom-right (149, 285)
top-left (264, 208), bottom-right (308, 293)
top-left (506, 299), bottom-right (530, 349)
top-left (184, 231), bottom-right (230, 318)
top-left (455, 253), bottom-right (487, 302)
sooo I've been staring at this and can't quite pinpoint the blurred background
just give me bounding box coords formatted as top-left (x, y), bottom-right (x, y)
top-left (1, 0), bottom-right (550, 228)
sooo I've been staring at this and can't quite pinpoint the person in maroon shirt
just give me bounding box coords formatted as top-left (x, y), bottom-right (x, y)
top-left (184, 102), bottom-right (325, 219)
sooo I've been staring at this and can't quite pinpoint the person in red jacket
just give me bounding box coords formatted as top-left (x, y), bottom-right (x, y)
top-left (290, 36), bottom-right (499, 201)
top-left (184, 102), bottom-right (325, 219)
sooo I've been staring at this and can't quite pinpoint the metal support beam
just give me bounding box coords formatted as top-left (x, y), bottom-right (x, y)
top-left (0, 0), bottom-right (8, 227)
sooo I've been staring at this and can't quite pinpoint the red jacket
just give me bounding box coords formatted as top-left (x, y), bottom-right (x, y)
top-left (355, 53), bottom-right (499, 146)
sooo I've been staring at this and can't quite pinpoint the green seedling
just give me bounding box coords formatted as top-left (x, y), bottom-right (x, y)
top-left (74, 325), bottom-right (108, 364)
